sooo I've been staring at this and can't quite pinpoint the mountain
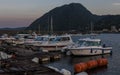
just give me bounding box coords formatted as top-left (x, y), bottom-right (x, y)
top-left (26, 3), bottom-right (120, 33)
top-left (0, 27), bottom-right (27, 35)
top-left (26, 3), bottom-right (98, 32)
top-left (95, 15), bottom-right (120, 31)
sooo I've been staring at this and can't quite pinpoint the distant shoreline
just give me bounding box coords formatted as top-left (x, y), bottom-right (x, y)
top-left (0, 30), bottom-right (120, 35)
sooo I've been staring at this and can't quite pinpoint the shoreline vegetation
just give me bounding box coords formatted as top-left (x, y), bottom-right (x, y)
top-left (0, 30), bottom-right (120, 36)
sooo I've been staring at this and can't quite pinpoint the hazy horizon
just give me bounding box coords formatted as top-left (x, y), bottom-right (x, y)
top-left (0, 0), bottom-right (120, 28)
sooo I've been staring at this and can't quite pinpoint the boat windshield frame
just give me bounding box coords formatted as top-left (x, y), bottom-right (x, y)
top-left (52, 36), bottom-right (70, 42)
top-left (35, 37), bottom-right (49, 41)
top-left (77, 40), bottom-right (101, 47)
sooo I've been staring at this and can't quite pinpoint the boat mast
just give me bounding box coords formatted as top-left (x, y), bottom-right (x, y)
top-left (38, 24), bottom-right (40, 34)
top-left (48, 16), bottom-right (49, 33)
top-left (50, 16), bottom-right (53, 34)
top-left (90, 22), bottom-right (93, 34)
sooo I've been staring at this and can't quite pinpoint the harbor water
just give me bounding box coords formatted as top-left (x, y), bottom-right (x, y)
top-left (46, 34), bottom-right (120, 75)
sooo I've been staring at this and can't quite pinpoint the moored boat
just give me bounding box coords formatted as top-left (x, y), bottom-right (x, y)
top-left (67, 38), bottom-right (112, 56)
top-left (0, 34), bottom-right (15, 45)
top-left (24, 35), bottom-right (50, 46)
top-left (34, 34), bottom-right (74, 51)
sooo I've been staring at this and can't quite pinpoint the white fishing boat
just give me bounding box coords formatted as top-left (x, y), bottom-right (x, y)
top-left (24, 35), bottom-right (56, 46)
top-left (32, 16), bottom-right (74, 51)
top-left (0, 34), bottom-right (15, 45)
top-left (34, 34), bottom-right (74, 51)
top-left (67, 38), bottom-right (112, 56)
top-left (13, 32), bottom-right (37, 45)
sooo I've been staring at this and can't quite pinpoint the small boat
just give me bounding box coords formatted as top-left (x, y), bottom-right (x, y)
top-left (13, 32), bottom-right (37, 45)
top-left (0, 34), bottom-right (15, 45)
top-left (67, 38), bottom-right (112, 56)
top-left (34, 34), bottom-right (74, 51)
top-left (24, 35), bottom-right (50, 45)
top-left (24, 35), bottom-right (56, 46)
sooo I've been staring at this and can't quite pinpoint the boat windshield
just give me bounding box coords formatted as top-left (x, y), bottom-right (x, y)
top-left (53, 37), bottom-right (70, 42)
top-left (78, 40), bottom-right (101, 47)
top-left (35, 37), bottom-right (48, 41)
top-left (48, 38), bottom-right (55, 41)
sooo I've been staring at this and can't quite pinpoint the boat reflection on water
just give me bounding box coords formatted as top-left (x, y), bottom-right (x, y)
top-left (74, 66), bottom-right (107, 75)
top-left (87, 66), bottom-right (107, 75)
top-left (70, 54), bottom-right (112, 64)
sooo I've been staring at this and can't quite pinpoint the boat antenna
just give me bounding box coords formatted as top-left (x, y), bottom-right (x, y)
top-left (48, 16), bottom-right (49, 33)
top-left (90, 22), bottom-right (93, 34)
top-left (50, 16), bottom-right (53, 35)
top-left (39, 24), bottom-right (40, 34)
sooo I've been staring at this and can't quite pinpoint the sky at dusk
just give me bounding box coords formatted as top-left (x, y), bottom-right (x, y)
top-left (0, 0), bottom-right (120, 28)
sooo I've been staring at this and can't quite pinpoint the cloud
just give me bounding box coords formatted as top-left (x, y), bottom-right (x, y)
top-left (112, 3), bottom-right (120, 6)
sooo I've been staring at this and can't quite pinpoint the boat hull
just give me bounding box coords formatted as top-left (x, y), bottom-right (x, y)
top-left (70, 47), bottom-right (112, 56)
top-left (36, 45), bottom-right (66, 51)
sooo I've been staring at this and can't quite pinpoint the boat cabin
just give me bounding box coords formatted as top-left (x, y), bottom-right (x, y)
top-left (77, 38), bottom-right (101, 47)
top-left (52, 35), bottom-right (73, 43)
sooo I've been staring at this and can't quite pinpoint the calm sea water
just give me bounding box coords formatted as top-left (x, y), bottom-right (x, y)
top-left (46, 34), bottom-right (120, 75)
